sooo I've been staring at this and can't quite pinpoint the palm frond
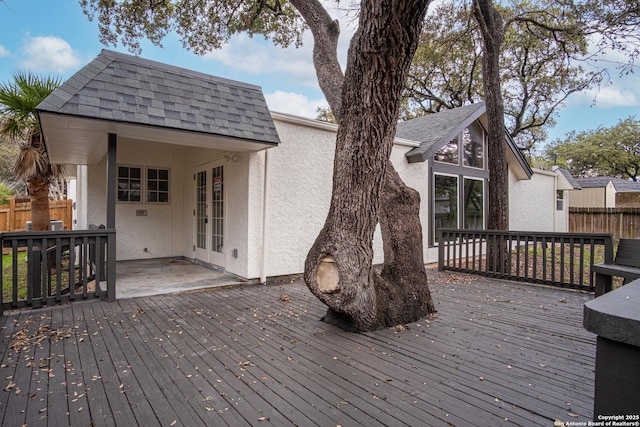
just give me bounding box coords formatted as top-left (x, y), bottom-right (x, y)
top-left (1, 70), bottom-right (62, 182)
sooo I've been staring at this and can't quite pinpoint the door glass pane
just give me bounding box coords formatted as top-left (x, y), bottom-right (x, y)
top-left (463, 178), bottom-right (483, 229)
top-left (196, 171), bottom-right (206, 250)
top-left (211, 166), bottom-right (224, 253)
top-left (434, 174), bottom-right (458, 242)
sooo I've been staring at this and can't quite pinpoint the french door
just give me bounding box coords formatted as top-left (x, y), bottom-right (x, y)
top-left (194, 162), bottom-right (225, 267)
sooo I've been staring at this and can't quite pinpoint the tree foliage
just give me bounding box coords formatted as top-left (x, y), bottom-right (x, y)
top-left (405, 0), bottom-right (639, 151)
top-left (546, 117), bottom-right (640, 181)
top-left (80, 0), bottom-right (306, 54)
top-left (0, 71), bottom-right (64, 229)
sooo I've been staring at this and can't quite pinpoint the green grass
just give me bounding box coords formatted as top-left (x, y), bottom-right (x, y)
top-left (2, 250), bottom-right (80, 303)
top-left (518, 241), bottom-right (623, 288)
top-left (2, 250), bottom-right (28, 301)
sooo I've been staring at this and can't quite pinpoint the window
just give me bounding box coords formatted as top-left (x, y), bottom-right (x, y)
top-left (118, 166), bottom-right (142, 202)
top-left (431, 120), bottom-right (488, 245)
top-left (147, 168), bottom-right (170, 203)
top-left (462, 125), bottom-right (484, 168)
top-left (556, 190), bottom-right (564, 211)
top-left (434, 139), bottom-right (459, 164)
top-left (434, 174), bottom-right (458, 242)
top-left (463, 178), bottom-right (484, 229)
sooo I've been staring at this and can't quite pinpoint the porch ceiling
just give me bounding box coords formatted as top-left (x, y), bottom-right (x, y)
top-left (40, 112), bottom-right (276, 165)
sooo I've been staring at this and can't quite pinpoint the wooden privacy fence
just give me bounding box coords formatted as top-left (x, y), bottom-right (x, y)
top-left (569, 207), bottom-right (640, 239)
top-left (0, 198), bottom-right (73, 232)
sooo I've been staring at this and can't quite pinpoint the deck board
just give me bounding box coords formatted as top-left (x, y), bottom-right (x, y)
top-left (0, 271), bottom-right (596, 426)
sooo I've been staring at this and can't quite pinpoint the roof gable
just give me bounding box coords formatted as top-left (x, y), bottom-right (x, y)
top-left (37, 49), bottom-right (280, 145)
top-left (397, 103), bottom-right (485, 163)
top-left (553, 166), bottom-right (582, 190)
top-left (397, 103), bottom-right (532, 179)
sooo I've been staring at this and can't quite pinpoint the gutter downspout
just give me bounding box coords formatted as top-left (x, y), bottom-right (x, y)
top-left (260, 149), bottom-right (271, 284)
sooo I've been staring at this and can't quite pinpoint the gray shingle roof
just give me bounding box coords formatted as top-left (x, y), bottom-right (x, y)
top-left (614, 180), bottom-right (640, 192)
top-left (555, 167), bottom-right (582, 189)
top-left (37, 49), bottom-right (280, 145)
top-left (397, 103), bottom-right (485, 163)
top-left (574, 176), bottom-right (640, 192)
top-left (574, 177), bottom-right (613, 188)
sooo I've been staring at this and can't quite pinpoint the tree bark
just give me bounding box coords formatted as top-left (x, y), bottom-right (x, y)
top-left (28, 177), bottom-right (51, 231)
top-left (301, 0), bottom-right (436, 331)
top-left (473, 0), bottom-right (509, 271)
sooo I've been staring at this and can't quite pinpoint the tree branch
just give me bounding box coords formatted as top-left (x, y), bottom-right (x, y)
top-left (288, 0), bottom-right (344, 120)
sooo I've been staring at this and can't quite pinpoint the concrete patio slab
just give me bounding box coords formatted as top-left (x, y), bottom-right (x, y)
top-left (115, 258), bottom-right (249, 299)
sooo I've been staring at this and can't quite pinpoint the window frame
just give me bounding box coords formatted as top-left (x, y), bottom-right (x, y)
top-left (117, 165), bottom-right (143, 203)
top-left (146, 167), bottom-right (171, 204)
top-left (556, 190), bottom-right (564, 211)
top-left (430, 120), bottom-right (489, 246)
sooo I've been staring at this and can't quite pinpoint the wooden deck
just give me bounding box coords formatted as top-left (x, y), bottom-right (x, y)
top-left (0, 270), bottom-right (596, 426)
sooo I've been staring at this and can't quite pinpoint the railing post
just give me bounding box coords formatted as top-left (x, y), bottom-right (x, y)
top-left (0, 234), bottom-right (3, 316)
top-left (438, 229), bottom-right (444, 271)
top-left (107, 230), bottom-right (116, 302)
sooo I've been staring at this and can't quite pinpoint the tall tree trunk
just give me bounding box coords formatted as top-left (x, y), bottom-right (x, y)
top-left (29, 177), bottom-right (51, 231)
top-left (473, 0), bottom-right (509, 271)
top-left (301, 0), bottom-right (435, 331)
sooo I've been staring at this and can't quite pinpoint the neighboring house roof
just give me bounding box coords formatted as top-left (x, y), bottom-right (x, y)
top-left (574, 176), bottom-right (640, 192)
top-left (574, 177), bottom-right (614, 188)
top-left (38, 49), bottom-right (279, 164)
top-left (554, 166), bottom-right (582, 190)
top-left (396, 103), bottom-right (533, 179)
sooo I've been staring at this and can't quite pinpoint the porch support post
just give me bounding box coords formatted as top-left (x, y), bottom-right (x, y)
top-left (260, 149), bottom-right (271, 285)
top-left (106, 133), bottom-right (117, 301)
top-left (107, 133), bottom-right (117, 229)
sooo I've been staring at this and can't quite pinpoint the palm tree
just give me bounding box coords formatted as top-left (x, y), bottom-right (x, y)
top-left (0, 71), bottom-right (64, 231)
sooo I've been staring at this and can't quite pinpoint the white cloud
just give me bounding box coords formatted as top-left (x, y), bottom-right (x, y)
top-left (204, 33), bottom-right (320, 88)
top-left (569, 76), bottom-right (640, 109)
top-left (0, 45), bottom-right (9, 58)
top-left (265, 90), bottom-right (327, 118)
top-left (203, 3), bottom-right (353, 88)
top-left (19, 36), bottom-right (82, 74)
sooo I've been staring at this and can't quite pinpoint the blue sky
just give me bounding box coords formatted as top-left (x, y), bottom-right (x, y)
top-left (1, 0), bottom-right (638, 146)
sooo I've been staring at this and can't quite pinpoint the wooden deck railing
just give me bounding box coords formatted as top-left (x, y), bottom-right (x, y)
top-left (438, 229), bottom-right (614, 292)
top-left (1, 229), bottom-right (116, 315)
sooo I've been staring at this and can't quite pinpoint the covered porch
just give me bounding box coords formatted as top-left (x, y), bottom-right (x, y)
top-left (34, 49), bottom-right (281, 288)
top-left (115, 258), bottom-right (250, 299)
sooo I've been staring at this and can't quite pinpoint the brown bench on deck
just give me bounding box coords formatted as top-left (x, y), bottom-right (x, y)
top-left (591, 238), bottom-right (640, 297)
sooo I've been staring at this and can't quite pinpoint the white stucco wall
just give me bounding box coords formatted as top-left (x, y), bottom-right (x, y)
top-left (86, 138), bottom-right (186, 260)
top-left (509, 167), bottom-right (561, 232)
top-left (250, 114), bottom-right (430, 278)
top-left (253, 116), bottom-right (336, 278)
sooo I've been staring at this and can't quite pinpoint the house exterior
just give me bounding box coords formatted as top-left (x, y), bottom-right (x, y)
top-left (568, 176), bottom-right (640, 208)
top-left (37, 50), bottom-right (569, 282)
